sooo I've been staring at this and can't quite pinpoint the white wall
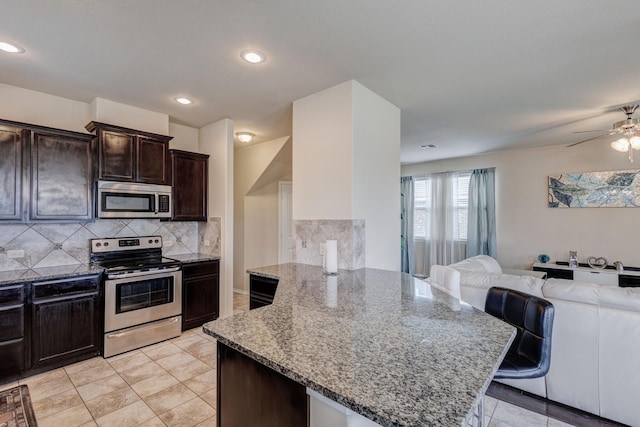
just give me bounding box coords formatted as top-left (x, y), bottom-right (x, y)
top-left (292, 81), bottom-right (354, 219)
top-left (352, 82), bottom-right (401, 271)
top-left (402, 142), bottom-right (640, 269)
top-left (200, 119), bottom-right (234, 318)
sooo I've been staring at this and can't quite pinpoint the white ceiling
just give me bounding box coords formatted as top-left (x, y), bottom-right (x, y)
top-left (2, 1), bottom-right (640, 164)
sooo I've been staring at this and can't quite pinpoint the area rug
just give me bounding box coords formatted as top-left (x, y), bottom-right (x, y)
top-left (0, 385), bottom-right (37, 427)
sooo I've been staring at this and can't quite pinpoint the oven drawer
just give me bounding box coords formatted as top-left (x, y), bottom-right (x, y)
top-left (104, 315), bottom-right (181, 358)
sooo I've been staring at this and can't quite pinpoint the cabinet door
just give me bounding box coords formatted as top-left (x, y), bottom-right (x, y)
top-left (0, 125), bottom-right (26, 221)
top-left (32, 292), bottom-right (101, 370)
top-left (138, 136), bottom-right (170, 184)
top-left (99, 129), bottom-right (136, 181)
top-left (171, 150), bottom-right (208, 221)
top-left (182, 260), bottom-right (219, 331)
top-left (30, 131), bottom-right (94, 221)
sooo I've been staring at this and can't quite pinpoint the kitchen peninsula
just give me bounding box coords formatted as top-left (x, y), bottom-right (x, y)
top-left (204, 264), bottom-right (516, 426)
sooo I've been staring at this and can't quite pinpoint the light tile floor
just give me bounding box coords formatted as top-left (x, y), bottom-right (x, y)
top-left (0, 292), bottom-right (575, 427)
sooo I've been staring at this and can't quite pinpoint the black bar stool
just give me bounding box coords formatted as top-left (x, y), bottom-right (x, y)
top-left (485, 287), bottom-right (555, 379)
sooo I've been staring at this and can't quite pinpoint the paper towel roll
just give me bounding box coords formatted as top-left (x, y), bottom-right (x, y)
top-left (325, 240), bottom-right (338, 274)
top-left (326, 275), bottom-right (338, 308)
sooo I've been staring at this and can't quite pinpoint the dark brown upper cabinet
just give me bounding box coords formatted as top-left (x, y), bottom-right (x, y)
top-left (30, 129), bottom-right (94, 221)
top-left (86, 122), bottom-right (172, 185)
top-left (0, 119), bottom-right (95, 223)
top-left (0, 123), bottom-right (27, 222)
top-left (170, 149), bottom-right (209, 221)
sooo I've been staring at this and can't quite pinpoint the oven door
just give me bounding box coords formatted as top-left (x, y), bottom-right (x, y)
top-left (105, 269), bottom-right (182, 333)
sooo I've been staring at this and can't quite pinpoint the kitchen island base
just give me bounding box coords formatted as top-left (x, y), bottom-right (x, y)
top-left (217, 341), bottom-right (307, 427)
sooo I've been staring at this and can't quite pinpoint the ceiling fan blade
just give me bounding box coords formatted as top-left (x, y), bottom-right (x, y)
top-left (572, 129), bottom-right (610, 134)
top-left (567, 133), bottom-right (612, 147)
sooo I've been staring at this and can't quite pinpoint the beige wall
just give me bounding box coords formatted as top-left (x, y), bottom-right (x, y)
top-left (402, 142), bottom-right (640, 269)
top-left (169, 122), bottom-right (199, 152)
top-left (234, 137), bottom-right (292, 293)
top-left (200, 119), bottom-right (234, 318)
top-left (0, 82), bottom-right (90, 132)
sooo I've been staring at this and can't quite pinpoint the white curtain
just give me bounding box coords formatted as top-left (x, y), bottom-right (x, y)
top-left (416, 172), bottom-right (467, 276)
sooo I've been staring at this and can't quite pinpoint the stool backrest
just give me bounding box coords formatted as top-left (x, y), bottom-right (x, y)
top-left (485, 287), bottom-right (555, 376)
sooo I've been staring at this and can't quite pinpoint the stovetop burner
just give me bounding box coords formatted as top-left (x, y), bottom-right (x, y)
top-left (93, 256), bottom-right (181, 272)
top-left (90, 236), bottom-right (181, 273)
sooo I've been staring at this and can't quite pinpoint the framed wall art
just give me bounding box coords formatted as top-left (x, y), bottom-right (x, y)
top-left (548, 169), bottom-right (640, 208)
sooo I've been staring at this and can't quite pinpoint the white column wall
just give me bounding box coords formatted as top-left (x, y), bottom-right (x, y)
top-left (200, 119), bottom-right (234, 318)
top-left (352, 82), bottom-right (401, 271)
top-left (292, 81), bottom-right (354, 220)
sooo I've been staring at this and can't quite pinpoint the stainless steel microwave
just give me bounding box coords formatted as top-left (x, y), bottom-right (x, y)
top-left (97, 181), bottom-right (172, 218)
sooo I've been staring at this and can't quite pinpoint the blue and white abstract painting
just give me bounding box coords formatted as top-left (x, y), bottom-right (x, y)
top-left (548, 170), bottom-right (640, 208)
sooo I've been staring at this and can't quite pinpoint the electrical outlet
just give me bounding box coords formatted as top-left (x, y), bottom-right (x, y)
top-left (7, 249), bottom-right (24, 259)
top-left (204, 240), bottom-right (211, 247)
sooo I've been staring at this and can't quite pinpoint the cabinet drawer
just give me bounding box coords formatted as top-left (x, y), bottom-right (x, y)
top-left (573, 269), bottom-right (618, 286)
top-left (0, 305), bottom-right (24, 341)
top-left (619, 275), bottom-right (640, 288)
top-left (0, 284), bottom-right (24, 305)
top-left (33, 275), bottom-right (101, 300)
top-left (183, 260), bottom-right (219, 278)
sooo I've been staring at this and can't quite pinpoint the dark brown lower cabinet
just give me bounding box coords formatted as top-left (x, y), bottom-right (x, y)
top-left (182, 260), bottom-right (220, 331)
top-left (217, 342), bottom-right (307, 427)
top-left (0, 284), bottom-right (26, 381)
top-left (249, 274), bottom-right (279, 310)
top-left (31, 274), bottom-right (102, 372)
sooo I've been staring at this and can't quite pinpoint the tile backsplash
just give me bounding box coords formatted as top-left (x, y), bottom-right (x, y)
top-left (0, 218), bottom-right (220, 272)
top-left (293, 219), bottom-right (365, 270)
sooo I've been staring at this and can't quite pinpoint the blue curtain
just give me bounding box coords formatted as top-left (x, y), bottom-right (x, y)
top-left (400, 176), bottom-right (415, 274)
top-left (467, 168), bottom-right (497, 258)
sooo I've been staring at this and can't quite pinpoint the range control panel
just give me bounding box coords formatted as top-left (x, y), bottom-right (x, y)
top-left (90, 236), bottom-right (163, 253)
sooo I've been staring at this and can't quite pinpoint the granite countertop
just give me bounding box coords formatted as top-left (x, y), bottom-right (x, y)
top-left (204, 263), bottom-right (515, 427)
top-left (0, 264), bottom-right (103, 286)
top-left (166, 253), bottom-right (221, 264)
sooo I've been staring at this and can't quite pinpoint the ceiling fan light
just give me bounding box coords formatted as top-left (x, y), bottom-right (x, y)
top-left (611, 138), bottom-right (629, 152)
top-left (630, 136), bottom-right (640, 150)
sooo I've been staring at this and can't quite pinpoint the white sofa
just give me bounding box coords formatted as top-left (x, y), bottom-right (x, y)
top-left (427, 255), bottom-right (640, 426)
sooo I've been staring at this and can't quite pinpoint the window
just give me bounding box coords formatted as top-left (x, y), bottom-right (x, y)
top-left (413, 172), bottom-right (470, 240)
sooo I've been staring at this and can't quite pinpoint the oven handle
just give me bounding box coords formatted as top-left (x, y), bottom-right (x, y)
top-left (105, 316), bottom-right (180, 339)
top-left (107, 266), bottom-right (181, 280)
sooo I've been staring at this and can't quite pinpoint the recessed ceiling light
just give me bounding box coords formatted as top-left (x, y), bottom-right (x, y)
top-left (418, 144), bottom-right (437, 149)
top-left (0, 41), bottom-right (25, 54)
top-left (240, 50), bottom-right (266, 64)
top-left (174, 97), bottom-right (194, 105)
top-left (235, 132), bottom-right (255, 143)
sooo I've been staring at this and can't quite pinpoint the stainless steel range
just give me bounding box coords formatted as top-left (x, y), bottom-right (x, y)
top-left (90, 236), bottom-right (182, 357)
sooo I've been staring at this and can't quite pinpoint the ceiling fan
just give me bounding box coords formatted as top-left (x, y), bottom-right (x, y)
top-left (568, 104), bottom-right (640, 162)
